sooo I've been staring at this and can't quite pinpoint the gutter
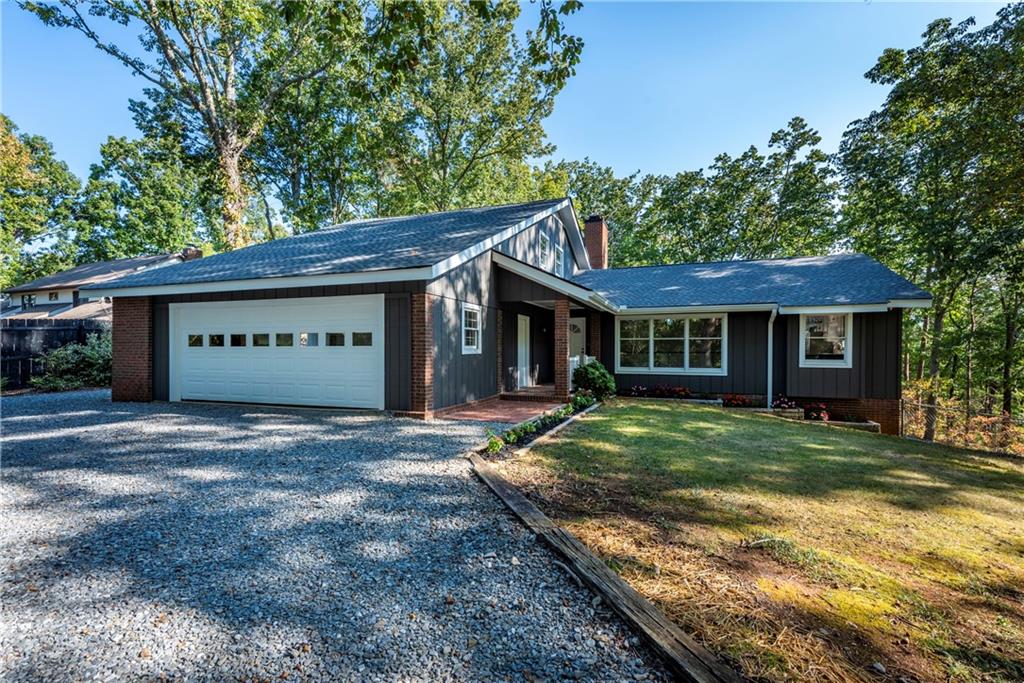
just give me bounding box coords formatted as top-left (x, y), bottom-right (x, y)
top-left (766, 306), bottom-right (778, 408)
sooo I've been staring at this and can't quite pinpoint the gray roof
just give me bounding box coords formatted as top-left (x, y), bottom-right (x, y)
top-left (572, 254), bottom-right (930, 308)
top-left (83, 199), bottom-right (567, 291)
top-left (7, 253), bottom-right (180, 293)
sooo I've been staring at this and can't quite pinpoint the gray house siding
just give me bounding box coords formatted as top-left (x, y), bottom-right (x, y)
top-left (600, 311), bottom-right (771, 396)
top-left (784, 310), bottom-right (902, 400)
top-left (149, 280), bottom-right (425, 409)
top-left (493, 215), bottom-right (583, 276)
top-left (427, 253), bottom-right (499, 410)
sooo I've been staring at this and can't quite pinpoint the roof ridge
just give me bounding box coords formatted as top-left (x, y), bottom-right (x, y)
top-left (320, 197), bottom-right (568, 232)
top-left (584, 252), bottom-right (860, 274)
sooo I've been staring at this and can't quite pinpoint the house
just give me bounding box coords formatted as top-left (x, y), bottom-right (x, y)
top-left (3, 250), bottom-right (202, 321)
top-left (82, 198), bottom-right (930, 434)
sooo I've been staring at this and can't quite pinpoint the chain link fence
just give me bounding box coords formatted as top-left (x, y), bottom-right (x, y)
top-left (901, 400), bottom-right (1024, 456)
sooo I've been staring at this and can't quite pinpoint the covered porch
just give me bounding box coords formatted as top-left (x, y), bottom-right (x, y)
top-left (493, 254), bottom-right (606, 403)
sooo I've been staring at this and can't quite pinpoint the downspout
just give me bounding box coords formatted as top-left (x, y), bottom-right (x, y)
top-left (766, 306), bottom-right (778, 408)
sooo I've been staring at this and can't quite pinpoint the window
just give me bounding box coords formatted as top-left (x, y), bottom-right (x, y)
top-left (299, 332), bottom-right (319, 347)
top-left (616, 315), bottom-right (727, 375)
top-left (462, 303), bottom-right (481, 354)
top-left (252, 333), bottom-right (270, 347)
top-left (326, 332), bottom-right (345, 347)
top-left (554, 245), bottom-right (565, 278)
top-left (540, 234), bottom-right (550, 265)
top-left (800, 313), bottom-right (853, 368)
top-left (208, 334), bottom-right (225, 347)
top-left (21, 295), bottom-right (35, 308)
top-left (48, 292), bottom-right (59, 302)
top-left (275, 333), bottom-right (294, 347)
top-left (352, 332), bottom-right (373, 347)
top-left (188, 334), bottom-right (204, 347)
top-left (230, 334), bottom-right (246, 347)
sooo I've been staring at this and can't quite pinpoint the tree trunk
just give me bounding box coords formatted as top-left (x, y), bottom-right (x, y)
top-left (966, 281), bottom-right (976, 415)
top-left (923, 306), bottom-right (945, 442)
top-left (219, 147), bottom-right (248, 249)
top-left (1002, 300), bottom-right (1016, 417)
top-left (915, 314), bottom-right (929, 381)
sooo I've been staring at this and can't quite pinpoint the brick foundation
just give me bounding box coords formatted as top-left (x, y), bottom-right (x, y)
top-left (111, 296), bottom-right (153, 402)
top-left (794, 397), bottom-right (901, 435)
top-left (554, 297), bottom-right (570, 401)
top-left (410, 292), bottom-right (434, 419)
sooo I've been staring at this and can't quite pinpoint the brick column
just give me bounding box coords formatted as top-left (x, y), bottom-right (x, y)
top-left (410, 292), bottom-right (434, 418)
top-left (588, 311), bottom-right (602, 364)
top-left (495, 308), bottom-right (504, 393)
top-left (111, 296), bottom-right (153, 402)
top-left (554, 297), bottom-right (570, 401)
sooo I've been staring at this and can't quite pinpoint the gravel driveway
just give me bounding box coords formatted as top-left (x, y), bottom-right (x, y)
top-left (1, 390), bottom-right (666, 682)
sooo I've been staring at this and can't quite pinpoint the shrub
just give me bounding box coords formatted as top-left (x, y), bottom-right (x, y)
top-left (572, 361), bottom-right (616, 400)
top-left (31, 332), bottom-right (112, 392)
top-left (722, 393), bottom-right (753, 408)
top-left (771, 395), bottom-right (799, 409)
top-left (485, 430), bottom-right (505, 454)
top-left (804, 402), bottom-right (829, 421)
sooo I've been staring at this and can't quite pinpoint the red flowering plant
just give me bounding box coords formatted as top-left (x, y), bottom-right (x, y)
top-left (804, 403), bottom-right (830, 421)
top-left (722, 393), bottom-right (753, 408)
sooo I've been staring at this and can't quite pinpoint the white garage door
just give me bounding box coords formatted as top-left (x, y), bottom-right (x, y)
top-left (169, 294), bottom-right (385, 409)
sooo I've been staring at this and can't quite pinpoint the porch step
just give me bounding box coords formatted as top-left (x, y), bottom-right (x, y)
top-left (500, 391), bottom-right (562, 403)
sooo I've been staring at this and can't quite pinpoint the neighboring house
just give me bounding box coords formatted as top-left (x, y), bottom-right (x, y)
top-left (83, 199), bottom-right (930, 434)
top-left (3, 250), bottom-right (201, 321)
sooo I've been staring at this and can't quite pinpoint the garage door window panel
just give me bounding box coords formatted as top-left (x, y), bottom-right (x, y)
top-left (188, 334), bottom-right (203, 347)
top-left (275, 333), bottom-right (294, 347)
top-left (209, 334), bottom-right (224, 347)
top-left (327, 333), bottom-right (345, 347)
top-left (352, 332), bottom-right (373, 346)
top-left (299, 332), bottom-right (319, 347)
top-left (230, 334), bottom-right (246, 347)
top-left (253, 333), bottom-right (270, 347)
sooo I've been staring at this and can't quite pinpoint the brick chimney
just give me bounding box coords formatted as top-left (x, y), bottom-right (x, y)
top-left (584, 215), bottom-right (608, 269)
top-left (179, 245), bottom-right (203, 262)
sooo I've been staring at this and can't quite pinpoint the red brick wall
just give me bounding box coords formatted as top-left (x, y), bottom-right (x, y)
top-left (588, 311), bottom-right (602, 363)
top-left (554, 297), bottom-right (570, 400)
top-left (794, 397), bottom-right (901, 435)
top-left (111, 296), bottom-right (153, 402)
top-left (410, 292), bottom-right (434, 418)
top-left (584, 216), bottom-right (608, 269)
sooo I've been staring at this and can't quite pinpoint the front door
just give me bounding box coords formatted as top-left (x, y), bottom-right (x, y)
top-left (517, 314), bottom-right (531, 388)
top-left (569, 318), bottom-right (586, 359)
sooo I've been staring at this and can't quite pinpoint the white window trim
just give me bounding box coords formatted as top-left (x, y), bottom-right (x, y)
top-left (539, 233), bottom-right (550, 267)
top-left (799, 312), bottom-right (853, 369)
top-left (461, 302), bottom-right (482, 355)
top-left (554, 244), bottom-right (565, 278)
top-left (614, 314), bottom-right (728, 376)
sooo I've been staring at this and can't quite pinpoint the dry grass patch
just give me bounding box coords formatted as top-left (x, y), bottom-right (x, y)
top-left (496, 399), bottom-right (1024, 682)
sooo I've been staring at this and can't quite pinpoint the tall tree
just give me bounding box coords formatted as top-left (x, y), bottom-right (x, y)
top-left (21, 0), bottom-right (382, 248)
top-left (372, 0), bottom-right (583, 213)
top-left (0, 115), bottom-right (80, 289)
top-left (840, 7), bottom-right (1024, 435)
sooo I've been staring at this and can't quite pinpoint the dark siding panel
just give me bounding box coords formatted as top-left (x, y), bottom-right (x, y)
top-left (784, 311), bottom-right (901, 400)
top-left (432, 295), bottom-right (498, 409)
top-left (608, 312), bottom-right (769, 396)
top-left (152, 302), bottom-right (169, 401)
top-left (496, 268), bottom-right (564, 303)
top-left (500, 302), bottom-right (554, 390)
top-left (384, 293), bottom-right (411, 411)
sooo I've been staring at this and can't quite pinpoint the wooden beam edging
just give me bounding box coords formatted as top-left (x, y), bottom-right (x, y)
top-left (468, 452), bottom-right (748, 683)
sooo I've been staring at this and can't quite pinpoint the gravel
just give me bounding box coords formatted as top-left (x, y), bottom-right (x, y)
top-left (1, 390), bottom-right (667, 682)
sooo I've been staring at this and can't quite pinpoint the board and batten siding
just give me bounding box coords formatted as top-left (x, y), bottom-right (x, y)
top-left (493, 215), bottom-right (584, 276)
top-left (784, 309), bottom-right (902, 400)
top-left (149, 281), bottom-right (423, 410)
top-left (427, 251), bottom-right (499, 410)
top-left (601, 311), bottom-right (770, 396)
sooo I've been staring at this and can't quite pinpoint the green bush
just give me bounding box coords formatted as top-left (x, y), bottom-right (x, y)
top-left (31, 331), bottom-right (112, 392)
top-left (572, 361), bottom-right (616, 400)
top-left (571, 392), bottom-right (597, 412)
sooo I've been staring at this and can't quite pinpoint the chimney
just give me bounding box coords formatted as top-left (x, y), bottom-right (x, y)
top-left (584, 215), bottom-right (608, 269)
top-left (179, 245), bottom-right (203, 262)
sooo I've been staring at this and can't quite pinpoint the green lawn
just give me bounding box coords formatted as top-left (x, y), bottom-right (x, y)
top-left (496, 398), bottom-right (1024, 682)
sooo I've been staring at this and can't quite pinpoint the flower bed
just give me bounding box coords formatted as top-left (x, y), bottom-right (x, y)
top-left (481, 392), bottom-right (597, 458)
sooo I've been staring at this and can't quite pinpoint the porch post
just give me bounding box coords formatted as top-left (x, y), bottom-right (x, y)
top-left (554, 296), bottom-right (570, 401)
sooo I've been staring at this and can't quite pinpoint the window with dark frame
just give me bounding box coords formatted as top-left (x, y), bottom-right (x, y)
top-left (326, 333), bottom-right (345, 346)
top-left (275, 333), bottom-right (294, 347)
top-left (230, 333), bottom-right (246, 347)
top-left (48, 292), bottom-right (59, 301)
top-left (352, 332), bottom-right (372, 346)
top-left (209, 334), bottom-right (225, 347)
top-left (188, 334), bottom-right (203, 347)
top-left (252, 333), bottom-right (270, 347)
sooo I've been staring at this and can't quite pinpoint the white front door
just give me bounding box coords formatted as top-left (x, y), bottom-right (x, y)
top-left (569, 319), bottom-right (586, 359)
top-left (517, 314), bottom-right (531, 388)
top-left (170, 294), bottom-right (385, 409)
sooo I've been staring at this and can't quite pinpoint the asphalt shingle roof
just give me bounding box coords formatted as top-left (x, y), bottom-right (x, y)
top-left (82, 199), bottom-right (566, 291)
top-left (7, 254), bottom-right (180, 293)
top-left (572, 254), bottom-right (930, 308)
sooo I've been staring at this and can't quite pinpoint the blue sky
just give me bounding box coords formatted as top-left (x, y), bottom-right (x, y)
top-left (1, 1), bottom-right (1005, 181)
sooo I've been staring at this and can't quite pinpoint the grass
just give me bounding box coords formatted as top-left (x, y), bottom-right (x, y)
top-left (495, 398), bottom-right (1024, 682)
